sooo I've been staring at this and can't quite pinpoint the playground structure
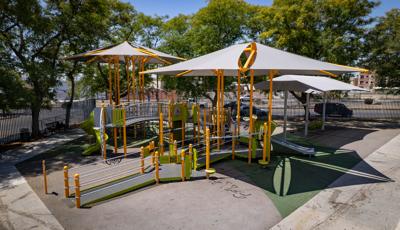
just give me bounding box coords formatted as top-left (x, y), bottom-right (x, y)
top-left (55, 41), bottom-right (369, 208)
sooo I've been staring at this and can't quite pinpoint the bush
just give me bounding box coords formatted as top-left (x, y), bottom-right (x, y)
top-left (309, 120), bottom-right (323, 130)
top-left (364, 98), bottom-right (374, 104)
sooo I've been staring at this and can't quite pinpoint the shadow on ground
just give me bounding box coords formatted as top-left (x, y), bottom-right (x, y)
top-left (214, 134), bottom-right (392, 217)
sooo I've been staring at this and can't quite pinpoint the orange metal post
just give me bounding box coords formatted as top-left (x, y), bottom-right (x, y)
top-left (108, 62), bottom-right (112, 104)
top-left (74, 174), bottom-right (80, 208)
top-left (140, 147), bottom-right (145, 174)
top-left (216, 72), bottom-right (220, 150)
top-left (131, 57), bottom-right (136, 102)
top-left (102, 103), bottom-right (107, 160)
top-left (42, 160), bottom-right (48, 194)
top-left (125, 57), bottom-right (130, 102)
top-left (189, 144), bottom-right (193, 169)
top-left (181, 150), bottom-right (185, 182)
top-left (206, 128), bottom-right (210, 179)
top-left (63, 165), bottom-right (69, 198)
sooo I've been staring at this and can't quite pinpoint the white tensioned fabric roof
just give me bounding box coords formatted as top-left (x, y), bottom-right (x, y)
top-left (65, 41), bottom-right (184, 64)
top-left (142, 42), bottom-right (367, 76)
top-left (254, 75), bottom-right (368, 92)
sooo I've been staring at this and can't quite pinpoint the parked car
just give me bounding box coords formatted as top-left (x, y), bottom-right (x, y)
top-left (314, 103), bottom-right (353, 118)
top-left (224, 102), bottom-right (268, 120)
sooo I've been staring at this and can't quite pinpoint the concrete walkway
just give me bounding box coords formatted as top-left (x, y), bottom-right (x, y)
top-left (271, 133), bottom-right (400, 230)
top-left (0, 130), bottom-right (84, 230)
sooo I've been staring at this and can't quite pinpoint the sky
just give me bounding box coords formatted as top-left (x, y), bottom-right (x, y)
top-left (127, 0), bottom-right (399, 18)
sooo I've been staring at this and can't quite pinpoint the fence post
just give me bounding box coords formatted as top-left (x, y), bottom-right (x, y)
top-left (42, 160), bottom-right (48, 194)
top-left (181, 150), bottom-right (185, 182)
top-left (140, 147), bottom-right (145, 174)
top-left (189, 144), bottom-right (193, 169)
top-left (154, 151), bottom-right (160, 184)
top-left (74, 174), bottom-right (80, 208)
top-left (63, 165), bottom-right (69, 198)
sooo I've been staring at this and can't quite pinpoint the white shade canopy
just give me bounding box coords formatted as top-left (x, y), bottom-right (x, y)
top-left (142, 42), bottom-right (367, 76)
top-left (65, 41), bottom-right (184, 64)
top-left (254, 75), bottom-right (368, 92)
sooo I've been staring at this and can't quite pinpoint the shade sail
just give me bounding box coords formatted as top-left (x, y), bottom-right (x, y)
top-left (141, 42), bottom-right (367, 76)
top-left (65, 41), bottom-right (184, 64)
top-left (254, 75), bottom-right (368, 92)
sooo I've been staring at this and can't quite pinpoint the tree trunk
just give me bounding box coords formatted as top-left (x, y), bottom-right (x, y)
top-left (290, 91), bottom-right (309, 120)
top-left (31, 104), bottom-right (41, 138)
top-left (65, 75), bottom-right (75, 129)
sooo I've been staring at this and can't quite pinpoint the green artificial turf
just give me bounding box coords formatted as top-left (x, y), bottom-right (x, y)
top-left (225, 139), bottom-right (361, 217)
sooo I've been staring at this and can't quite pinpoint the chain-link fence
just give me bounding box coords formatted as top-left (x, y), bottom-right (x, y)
top-left (0, 99), bottom-right (95, 144)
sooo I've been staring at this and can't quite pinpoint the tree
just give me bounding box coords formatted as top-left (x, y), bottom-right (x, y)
top-left (0, 0), bottom-right (138, 136)
top-left (253, 0), bottom-right (378, 117)
top-left (365, 9), bottom-right (400, 93)
top-left (59, 0), bottom-right (137, 128)
top-left (160, 0), bottom-right (252, 106)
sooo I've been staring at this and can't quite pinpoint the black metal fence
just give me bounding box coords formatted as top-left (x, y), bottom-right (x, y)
top-left (254, 92), bottom-right (400, 121)
top-left (0, 99), bottom-right (95, 144)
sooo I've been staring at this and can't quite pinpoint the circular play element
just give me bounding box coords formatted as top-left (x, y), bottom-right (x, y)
top-left (258, 159), bottom-right (269, 166)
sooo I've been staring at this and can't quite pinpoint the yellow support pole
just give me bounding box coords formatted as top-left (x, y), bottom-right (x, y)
top-left (140, 147), bottom-right (145, 174)
top-left (116, 58), bottom-right (121, 105)
top-left (181, 118), bottom-right (185, 148)
top-left (108, 62), bottom-right (112, 104)
top-left (101, 103), bottom-right (107, 160)
top-left (181, 150), bottom-right (185, 182)
top-left (74, 174), bottom-right (80, 208)
top-left (237, 70), bottom-right (241, 136)
top-left (42, 160), bottom-right (48, 194)
top-left (154, 151), bottom-right (160, 184)
top-left (219, 70), bottom-right (225, 137)
top-left (189, 144), bottom-right (193, 169)
top-left (131, 57), bottom-right (136, 102)
top-left (248, 70), bottom-right (254, 164)
top-left (192, 105), bottom-right (196, 143)
top-left (216, 71), bottom-right (220, 150)
top-left (205, 128), bottom-right (210, 179)
top-left (122, 104), bottom-right (127, 158)
top-left (63, 165), bottom-right (69, 198)
top-left (113, 59), bottom-right (117, 104)
top-left (159, 112), bottom-right (164, 156)
top-left (266, 70), bottom-right (275, 164)
top-left (113, 104), bottom-right (118, 155)
top-left (125, 57), bottom-right (130, 102)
